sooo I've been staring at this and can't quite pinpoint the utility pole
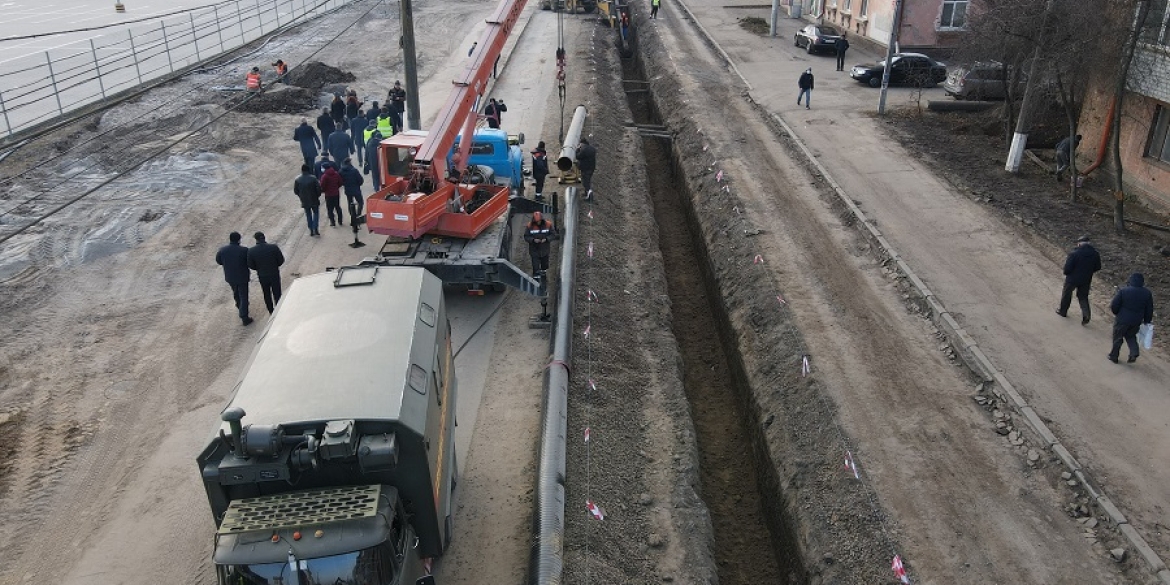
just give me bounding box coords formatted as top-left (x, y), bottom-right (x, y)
top-left (877, 0), bottom-right (904, 115)
top-left (1005, 0), bottom-right (1057, 172)
top-left (769, 0), bottom-right (780, 37)
top-left (401, 0), bottom-right (421, 130)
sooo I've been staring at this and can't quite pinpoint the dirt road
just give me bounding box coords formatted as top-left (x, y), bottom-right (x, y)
top-left (0, 1), bottom-right (556, 582)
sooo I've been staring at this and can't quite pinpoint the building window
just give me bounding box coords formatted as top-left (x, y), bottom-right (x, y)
top-left (940, 0), bottom-right (968, 28)
top-left (859, 0), bottom-right (868, 16)
top-left (843, 0), bottom-right (851, 10)
top-left (1146, 105), bottom-right (1170, 163)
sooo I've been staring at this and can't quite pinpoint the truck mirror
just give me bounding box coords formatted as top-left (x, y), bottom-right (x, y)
top-left (415, 577), bottom-right (436, 585)
top-left (518, 132), bottom-right (525, 145)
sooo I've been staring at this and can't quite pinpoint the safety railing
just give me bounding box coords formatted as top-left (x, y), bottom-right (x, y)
top-left (0, 0), bottom-right (356, 139)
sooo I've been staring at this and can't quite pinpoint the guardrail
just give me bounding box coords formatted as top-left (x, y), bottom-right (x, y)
top-left (0, 0), bottom-right (356, 139)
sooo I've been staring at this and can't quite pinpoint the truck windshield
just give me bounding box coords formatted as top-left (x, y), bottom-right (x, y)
top-left (220, 544), bottom-right (396, 585)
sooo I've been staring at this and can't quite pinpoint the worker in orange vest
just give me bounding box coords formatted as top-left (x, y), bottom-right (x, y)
top-left (246, 67), bottom-right (262, 92)
top-left (272, 60), bottom-right (288, 81)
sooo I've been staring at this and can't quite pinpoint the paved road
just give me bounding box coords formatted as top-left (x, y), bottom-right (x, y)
top-left (674, 0), bottom-right (1170, 572)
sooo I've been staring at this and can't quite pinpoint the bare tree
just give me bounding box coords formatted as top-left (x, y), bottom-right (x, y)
top-left (1110, 0), bottom-right (1153, 233)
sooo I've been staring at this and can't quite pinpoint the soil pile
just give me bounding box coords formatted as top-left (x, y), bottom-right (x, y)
top-left (235, 85), bottom-right (317, 114)
top-left (285, 61), bottom-right (357, 91)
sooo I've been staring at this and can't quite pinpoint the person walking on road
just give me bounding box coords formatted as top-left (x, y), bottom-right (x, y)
top-left (1108, 273), bottom-right (1154, 363)
top-left (317, 107), bottom-right (336, 139)
top-left (531, 141), bottom-right (550, 201)
top-left (798, 68), bottom-right (814, 109)
top-left (330, 93), bottom-right (346, 126)
top-left (215, 232), bottom-right (253, 326)
top-left (327, 125), bottom-right (353, 166)
top-left (1055, 134), bottom-right (1082, 182)
top-left (577, 138), bottom-right (597, 200)
top-left (247, 232), bottom-right (285, 315)
top-left (484, 98), bottom-right (507, 129)
top-left (366, 100), bottom-right (381, 121)
top-left (315, 153), bottom-right (335, 179)
top-left (292, 117), bottom-right (321, 168)
top-left (345, 89), bottom-right (363, 121)
top-left (364, 129), bottom-right (383, 192)
top-left (294, 164), bottom-right (323, 236)
top-left (377, 106), bottom-right (396, 138)
top-left (1056, 235), bottom-right (1102, 325)
top-left (340, 157), bottom-right (365, 217)
top-left (651, 0), bottom-right (660, 18)
top-left (349, 113), bottom-right (367, 166)
top-left (834, 33), bottom-right (850, 72)
top-left (320, 164), bottom-right (345, 227)
top-left (524, 211), bottom-right (557, 278)
top-left (388, 81), bottom-right (407, 132)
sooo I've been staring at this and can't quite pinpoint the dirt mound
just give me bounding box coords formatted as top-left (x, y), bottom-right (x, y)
top-left (235, 85), bottom-right (317, 114)
top-left (738, 16), bottom-right (769, 35)
top-left (285, 61), bottom-right (357, 91)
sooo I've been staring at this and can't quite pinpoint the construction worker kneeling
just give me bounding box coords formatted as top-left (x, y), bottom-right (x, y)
top-left (524, 211), bottom-right (557, 279)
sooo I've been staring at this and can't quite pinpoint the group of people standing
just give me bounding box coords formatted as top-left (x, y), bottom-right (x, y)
top-left (1057, 236), bottom-right (1155, 363)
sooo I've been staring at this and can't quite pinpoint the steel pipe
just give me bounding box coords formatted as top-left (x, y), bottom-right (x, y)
top-left (556, 105), bottom-right (588, 171)
top-left (530, 183), bottom-right (578, 585)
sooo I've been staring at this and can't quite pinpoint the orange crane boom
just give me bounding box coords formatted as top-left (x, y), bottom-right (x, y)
top-left (366, 0), bottom-right (528, 239)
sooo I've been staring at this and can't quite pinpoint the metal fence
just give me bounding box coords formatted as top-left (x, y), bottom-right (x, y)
top-left (0, 0), bottom-right (357, 139)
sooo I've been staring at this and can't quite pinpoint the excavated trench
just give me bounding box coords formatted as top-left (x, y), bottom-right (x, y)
top-left (621, 51), bottom-right (806, 584)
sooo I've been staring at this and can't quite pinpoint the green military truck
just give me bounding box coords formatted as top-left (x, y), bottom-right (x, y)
top-left (197, 266), bottom-right (457, 585)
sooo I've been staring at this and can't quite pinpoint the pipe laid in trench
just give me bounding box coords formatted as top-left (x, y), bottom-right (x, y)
top-left (529, 185), bottom-right (578, 585)
top-left (557, 105), bottom-right (589, 172)
top-left (530, 107), bottom-right (587, 585)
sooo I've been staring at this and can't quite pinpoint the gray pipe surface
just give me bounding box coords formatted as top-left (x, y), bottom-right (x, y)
top-left (556, 105), bottom-right (588, 172)
top-left (529, 185), bottom-right (578, 585)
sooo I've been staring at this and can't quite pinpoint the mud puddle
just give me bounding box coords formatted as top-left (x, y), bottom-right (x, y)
top-left (621, 50), bottom-right (802, 583)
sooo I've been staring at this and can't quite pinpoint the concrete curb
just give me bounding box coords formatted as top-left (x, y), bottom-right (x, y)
top-left (669, 1), bottom-right (1170, 581)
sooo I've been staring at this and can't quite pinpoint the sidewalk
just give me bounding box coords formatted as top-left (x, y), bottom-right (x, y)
top-left (673, 0), bottom-right (1170, 567)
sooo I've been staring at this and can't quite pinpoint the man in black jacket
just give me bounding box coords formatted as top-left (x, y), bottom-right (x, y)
top-left (483, 98), bottom-right (507, 129)
top-left (388, 81), bottom-right (407, 131)
top-left (1108, 273), bottom-right (1154, 363)
top-left (316, 107), bottom-right (335, 139)
top-left (834, 33), bottom-right (850, 72)
top-left (524, 211), bottom-right (557, 278)
top-left (364, 130), bottom-right (383, 191)
top-left (292, 118), bottom-right (320, 168)
top-left (340, 158), bottom-right (365, 217)
top-left (215, 232), bottom-right (253, 326)
top-left (531, 141), bottom-right (550, 201)
top-left (1056, 235), bottom-right (1102, 324)
top-left (247, 232), bottom-right (285, 314)
top-left (798, 68), bottom-right (814, 109)
top-left (294, 164), bottom-right (323, 236)
top-left (577, 138), bottom-right (597, 201)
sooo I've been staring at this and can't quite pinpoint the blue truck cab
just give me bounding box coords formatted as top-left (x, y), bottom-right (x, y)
top-left (381, 128), bottom-right (526, 197)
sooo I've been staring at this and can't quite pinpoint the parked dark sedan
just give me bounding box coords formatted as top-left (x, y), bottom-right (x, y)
top-left (850, 53), bottom-right (948, 88)
top-left (794, 24), bottom-right (842, 55)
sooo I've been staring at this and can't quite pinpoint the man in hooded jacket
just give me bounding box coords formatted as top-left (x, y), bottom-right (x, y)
top-left (364, 129), bottom-right (383, 191)
top-left (1108, 273), bottom-right (1154, 363)
top-left (327, 126), bottom-right (353, 165)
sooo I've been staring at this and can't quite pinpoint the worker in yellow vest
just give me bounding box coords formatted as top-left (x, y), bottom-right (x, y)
top-left (377, 106), bottom-right (395, 138)
top-left (363, 118), bottom-right (380, 143)
top-left (245, 67), bottom-right (262, 92)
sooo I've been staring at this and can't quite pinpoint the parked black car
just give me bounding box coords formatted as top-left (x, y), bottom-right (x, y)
top-left (794, 24), bottom-right (842, 55)
top-left (850, 53), bottom-right (948, 88)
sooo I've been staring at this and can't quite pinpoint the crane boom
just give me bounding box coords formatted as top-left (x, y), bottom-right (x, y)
top-left (417, 0), bottom-right (528, 182)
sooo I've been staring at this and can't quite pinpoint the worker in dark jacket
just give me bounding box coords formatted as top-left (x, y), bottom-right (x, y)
top-left (327, 126), bottom-right (353, 165)
top-left (294, 164), bottom-right (323, 236)
top-left (834, 33), bottom-right (850, 71)
top-left (366, 100), bottom-right (381, 121)
top-left (320, 164), bottom-right (345, 227)
top-left (1056, 235), bottom-right (1102, 324)
top-left (292, 117), bottom-right (321, 168)
top-left (330, 93), bottom-right (346, 126)
top-left (215, 232), bottom-right (253, 326)
top-left (531, 141), bottom-right (550, 201)
top-left (388, 81), bottom-right (407, 131)
top-left (349, 113), bottom-right (368, 166)
top-left (345, 90), bottom-right (363, 121)
top-left (1055, 134), bottom-right (1083, 182)
top-left (798, 68), bottom-right (814, 109)
top-left (364, 130), bottom-right (383, 191)
top-left (1108, 273), bottom-right (1154, 363)
top-left (483, 98), bottom-right (507, 129)
top-left (524, 211), bottom-right (557, 278)
top-left (314, 153), bottom-right (335, 179)
top-left (340, 158), bottom-right (365, 216)
top-left (576, 138), bottom-right (597, 200)
top-left (316, 107), bottom-right (335, 139)
top-left (247, 232), bottom-right (285, 314)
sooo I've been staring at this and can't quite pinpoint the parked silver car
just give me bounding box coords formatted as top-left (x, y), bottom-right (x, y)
top-left (943, 62), bottom-right (1018, 100)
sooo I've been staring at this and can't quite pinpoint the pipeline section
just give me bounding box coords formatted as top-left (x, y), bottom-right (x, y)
top-left (557, 105), bottom-right (588, 172)
top-left (530, 106), bottom-right (586, 585)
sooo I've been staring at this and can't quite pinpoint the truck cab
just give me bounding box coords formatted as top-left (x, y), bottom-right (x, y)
top-left (198, 267), bottom-right (456, 585)
top-left (380, 128), bottom-right (525, 198)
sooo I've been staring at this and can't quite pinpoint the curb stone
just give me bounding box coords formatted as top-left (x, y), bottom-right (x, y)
top-left (667, 0), bottom-right (1170, 577)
